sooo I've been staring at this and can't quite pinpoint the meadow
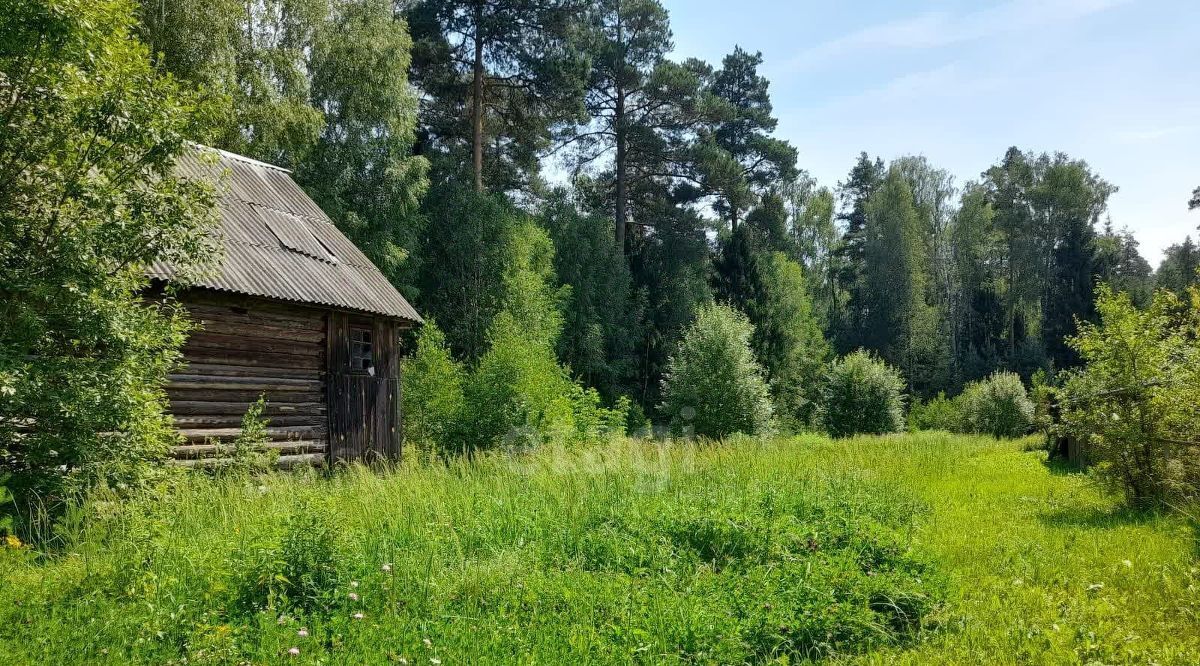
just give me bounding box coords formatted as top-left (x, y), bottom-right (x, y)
top-left (1, 433), bottom-right (1197, 664)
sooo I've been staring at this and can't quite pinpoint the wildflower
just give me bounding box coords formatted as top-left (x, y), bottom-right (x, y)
top-left (382, 563), bottom-right (393, 572)
top-left (423, 638), bottom-right (433, 649)
top-left (398, 659), bottom-right (408, 665)
top-left (3, 535), bottom-right (22, 549)
top-left (351, 580), bottom-right (360, 588)
top-left (1122, 559), bottom-right (1133, 568)
top-left (288, 647), bottom-right (300, 656)
top-left (349, 592), bottom-right (360, 601)
top-left (1087, 582), bottom-right (1105, 592)
top-left (430, 659), bottom-right (441, 665)
top-left (353, 612), bottom-right (364, 620)
top-left (297, 628), bottom-right (309, 637)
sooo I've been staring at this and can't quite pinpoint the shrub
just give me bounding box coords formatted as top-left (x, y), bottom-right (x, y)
top-left (659, 303), bottom-right (774, 438)
top-left (907, 392), bottom-right (961, 432)
top-left (1061, 286), bottom-right (1200, 507)
top-left (820, 351), bottom-right (906, 438)
top-left (210, 397), bottom-right (278, 473)
top-left (232, 499), bottom-right (359, 615)
top-left (958, 372), bottom-right (1035, 439)
top-left (0, 0), bottom-right (218, 509)
top-left (401, 320), bottom-right (466, 455)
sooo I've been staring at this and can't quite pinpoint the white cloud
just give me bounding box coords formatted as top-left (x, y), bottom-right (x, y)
top-left (785, 0), bottom-right (1133, 71)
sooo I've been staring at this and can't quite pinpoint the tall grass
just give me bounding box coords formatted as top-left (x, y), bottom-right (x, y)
top-left (1, 433), bottom-right (1197, 664)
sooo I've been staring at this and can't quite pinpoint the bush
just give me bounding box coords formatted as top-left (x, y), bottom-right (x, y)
top-left (0, 0), bottom-right (218, 509)
top-left (461, 220), bottom-right (625, 450)
top-left (907, 392), bottom-right (961, 432)
top-left (1061, 286), bottom-right (1200, 507)
top-left (659, 303), bottom-right (774, 438)
top-left (821, 351), bottom-right (906, 438)
top-left (958, 372), bottom-right (1034, 439)
top-left (232, 499), bottom-right (359, 615)
top-left (401, 320), bottom-right (466, 455)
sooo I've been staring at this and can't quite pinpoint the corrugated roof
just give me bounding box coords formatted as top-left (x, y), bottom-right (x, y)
top-left (149, 146), bottom-right (422, 323)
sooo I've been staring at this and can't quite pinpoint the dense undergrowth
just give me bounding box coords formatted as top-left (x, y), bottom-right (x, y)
top-left (2, 433), bottom-right (1198, 664)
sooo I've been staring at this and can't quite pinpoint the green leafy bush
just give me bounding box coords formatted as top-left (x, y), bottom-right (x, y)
top-left (233, 499), bottom-right (359, 615)
top-left (958, 372), bottom-right (1035, 439)
top-left (0, 0), bottom-right (218, 510)
top-left (907, 392), bottom-right (961, 432)
top-left (1061, 286), bottom-right (1200, 507)
top-left (659, 303), bottom-right (774, 438)
top-left (462, 220), bottom-right (625, 450)
top-left (401, 320), bottom-right (466, 455)
top-left (820, 351), bottom-right (907, 438)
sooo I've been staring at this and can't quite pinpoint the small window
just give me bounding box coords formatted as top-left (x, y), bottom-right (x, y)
top-left (350, 327), bottom-right (373, 372)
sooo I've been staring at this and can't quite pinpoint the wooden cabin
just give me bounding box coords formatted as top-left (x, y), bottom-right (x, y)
top-left (148, 147), bottom-right (422, 468)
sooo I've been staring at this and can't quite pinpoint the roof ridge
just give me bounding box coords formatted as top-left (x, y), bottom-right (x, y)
top-left (189, 142), bottom-right (294, 174)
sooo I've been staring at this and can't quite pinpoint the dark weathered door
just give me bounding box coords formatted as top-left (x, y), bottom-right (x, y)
top-left (327, 312), bottom-right (401, 463)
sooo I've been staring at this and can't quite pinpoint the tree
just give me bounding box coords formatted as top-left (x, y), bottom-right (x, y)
top-left (1094, 225), bottom-right (1153, 307)
top-left (701, 46), bottom-right (797, 231)
top-left (957, 372), bottom-right (1034, 438)
top-left (564, 0), bottom-right (715, 253)
top-left (1, 0), bottom-right (218, 505)
top-left (863, 167), bottom-right (943, 393)
top-left (786, 175), bottom-right (840, 327)
top-left (401, 320), bottom-right (466, 455)
top-left (1157, 236), bottom-right (1200, 297)
top-left (953, 184), bottom-right (1007, 381)
top-left (714, 224), bottom-right (828, 429)
top-left (416, 183), bottom-right (520, 361)
top-left (1061, 286), bottom-right (1200, 508)
top-left (300, 0), bottom-right (430, 292)
top-left (832, 153), bottom-right (884, 351)
top-left (539, 191), bottom-right (641, 399)
top-left (659, 303), bottom-right (773, 438)
top-left (139, 0), bottom-right (430, 293)
top-left (1190, 186), bottom-right (1199, 211)
top-left (407, 0), bottom-right (585, 192)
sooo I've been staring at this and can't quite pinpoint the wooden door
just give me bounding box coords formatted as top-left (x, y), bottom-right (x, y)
top-left (327, 312), bottom-right (401, 463)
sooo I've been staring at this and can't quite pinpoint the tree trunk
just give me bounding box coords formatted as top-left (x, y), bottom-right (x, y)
top-left (471, 2), bottom-right (485, 193)
top-left (615, 86), bottom-right (627, 253)
top-left (614, 9), bottom-right (627, 254)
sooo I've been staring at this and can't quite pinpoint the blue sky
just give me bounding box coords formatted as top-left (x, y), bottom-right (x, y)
top-left (662, 0), bottom-right (1200, 266)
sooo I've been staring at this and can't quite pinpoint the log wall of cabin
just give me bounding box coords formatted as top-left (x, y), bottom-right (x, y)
top-left (167, 291), bottom-right (328, 468)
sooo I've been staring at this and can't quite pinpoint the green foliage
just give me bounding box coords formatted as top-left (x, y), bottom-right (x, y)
top-left (957, 372), bottom-right (1035, 439)
top-left (140, 0), bottom-right (430, 293)
top-left (416, 183), bottom-right (520, 360)
top-left (539, 191), bottom-right (640, 400)
top-left (907, 392), bottom-right (962, 433)
top-left (1061, 286), bottom-right (1200, 508)
top-left (462, 221), bottom-right (624, 450)
top-left (659, 303), bottom-right (773, 438)
top-left (401, 321), bottom-right (466, 456)
top-left (214, 397), bottom-right (279, 473)
top-left (714, 226), bottom-right (829, 430)
top-left (0, 0), bottom-right (218, 507)
top-left (821, 351), bottom-right (907, 438)
top-left (233, 498), bottom-right (359, 615)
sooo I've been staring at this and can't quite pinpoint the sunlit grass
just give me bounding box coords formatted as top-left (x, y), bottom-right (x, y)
top-left (1, 433), bottom-right (1197, 664)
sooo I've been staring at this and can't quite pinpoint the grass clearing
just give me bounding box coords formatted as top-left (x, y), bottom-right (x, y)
top-left (1, 433), bottom-right (1197, 664)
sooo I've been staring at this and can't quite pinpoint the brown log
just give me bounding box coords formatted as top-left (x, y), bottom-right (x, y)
top-left (169, 400), bottom-right (325, 415)
top-left (171, 440), bottom-right (326, 458)
top-left (185, 332), bottom-right (324, 356)
top-left (168, 388), bottom-right (323, 404)
top-left (168, 375), bottom-right (320, 392)
top-left (177, 426), bottom-right (326, 443)
top-left (180, 349), bottom-right (323, 370)
top-left (169, 453), bottom-right (324, 469)
top-left (174, 363), bottom-right (321, 380)
top-left (171, 414), bottom-right (326, 428)
top-left (182, 302), bottom-right (324, 329)
top-left (190, 320), bottom-right (324, 343)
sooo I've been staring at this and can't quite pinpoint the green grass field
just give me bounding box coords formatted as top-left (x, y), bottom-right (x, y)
top-left (2, 433), bottom-right (1197, 664)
